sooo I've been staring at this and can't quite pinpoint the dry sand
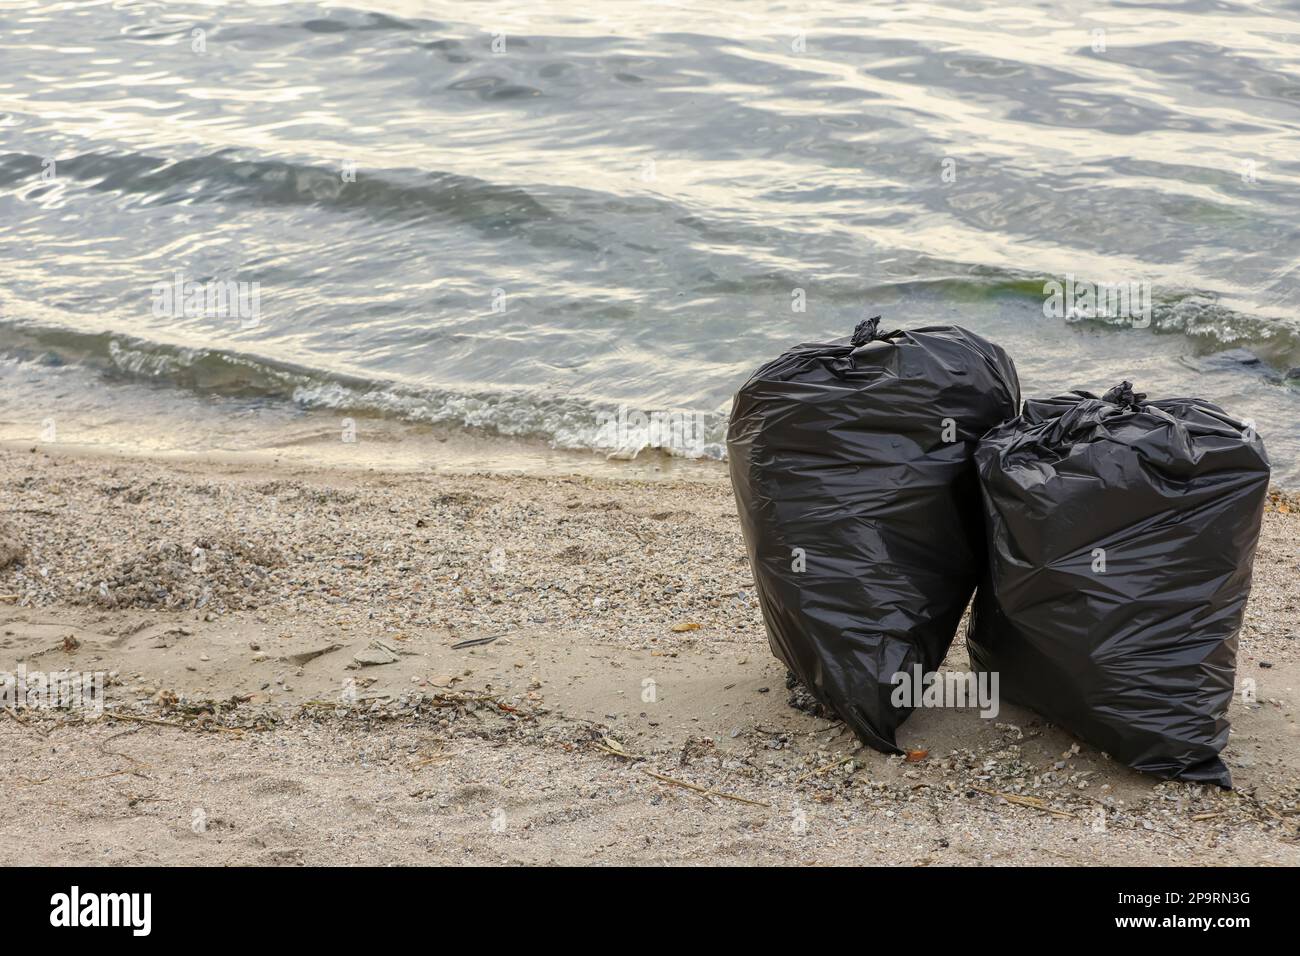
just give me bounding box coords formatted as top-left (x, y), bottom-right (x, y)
top-left (0, 440), bottom-right (1296, 866)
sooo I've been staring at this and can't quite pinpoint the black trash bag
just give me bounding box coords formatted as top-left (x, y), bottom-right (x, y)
top-left (968, 382), bottom-right (1270, 787)
top-left (727, 316), bottom-right (1020, 752)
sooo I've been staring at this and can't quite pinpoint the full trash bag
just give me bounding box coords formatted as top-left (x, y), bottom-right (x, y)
top-left (727, 316), bottom-right (1020, 752)
top-left (968, 382), bottom-right (1270, 787)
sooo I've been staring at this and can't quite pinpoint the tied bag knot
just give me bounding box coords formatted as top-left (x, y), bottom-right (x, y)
top-left (850, 315), bottom-right (882, 347)
top-left (1102, 380), bottom-right (1147, 409)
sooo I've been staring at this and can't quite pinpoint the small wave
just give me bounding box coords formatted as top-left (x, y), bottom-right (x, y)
top-left (300, 12), bottom-right (423, 34)
top-left (870, 271), bottom-right (1300, 371)
top-left (0, 149), bottom-right (554, 231)
top-left (1063, 291), bottom-right (1300, 372)
top-left (0, 321), bottom-right (727, 460)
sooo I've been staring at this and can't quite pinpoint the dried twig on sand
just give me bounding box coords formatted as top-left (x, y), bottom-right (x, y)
top-left (795, 757), bottom-right (853, 783)
top-left (450, 634), bottom-right (500, 650)
top-left (971, 785), bottom-right (1077, 819)
top-left (98, 727), bottom-right (152, 771)
top-left (3, 706), bottom-right (50, 737)
top-left (104, 711), bottom-right (244, 735)
top-left (643, 769), bottom-right (770, 808)
top-left (595, 736), bottom-right (643, 760)
top-left (18, 767), bottom-right (139, 787)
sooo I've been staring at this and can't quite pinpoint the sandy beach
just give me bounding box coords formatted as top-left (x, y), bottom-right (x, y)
top-left (0, 440), bottom-right (1296, 866)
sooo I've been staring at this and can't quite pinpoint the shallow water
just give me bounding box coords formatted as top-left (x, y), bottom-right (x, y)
top-left (1, 0), bottom-right (1298, 481)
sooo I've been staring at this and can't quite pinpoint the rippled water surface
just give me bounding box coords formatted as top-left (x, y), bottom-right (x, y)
top-left (1, 0), bottom-right (1298, 479)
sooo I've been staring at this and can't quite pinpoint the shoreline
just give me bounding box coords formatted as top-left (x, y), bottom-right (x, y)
top-left (2, 347), bottom-right (1299, 488)
top-left (0, 410), bottom-right (728, 484)
top-left (0, 443), bottom-right (1296, 865)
